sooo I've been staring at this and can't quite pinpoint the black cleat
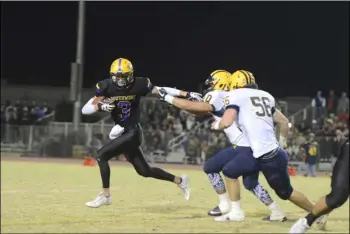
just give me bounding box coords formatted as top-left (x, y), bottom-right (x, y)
top-left (208, 206), bottom-right (223, 216)
top-left (263, 215), bottom-right (288, 222)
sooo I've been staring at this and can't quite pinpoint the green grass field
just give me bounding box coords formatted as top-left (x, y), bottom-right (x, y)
top-left (1, 160), bottom-right (349, 233)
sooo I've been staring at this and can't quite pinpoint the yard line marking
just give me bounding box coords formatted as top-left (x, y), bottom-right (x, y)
top-left (1, 187), bottom-right (120, 194)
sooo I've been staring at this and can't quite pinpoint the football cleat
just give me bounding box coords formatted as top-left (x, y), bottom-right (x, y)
top-left (316, 214), bottom-right (329, 230)
top-left (289, 218), bottom-right (310, 234)
top-left (208, 206), bottom-right (223, 216)
top-left (214, 209), bottom-right (245, 222)
top-left (178, 175), bottom-right (190, 201)
top-left (85, 192), bottom-right (112, 208)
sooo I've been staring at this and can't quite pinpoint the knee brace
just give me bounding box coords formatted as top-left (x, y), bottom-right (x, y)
top-left (325, 187), bottom-right (349, 209)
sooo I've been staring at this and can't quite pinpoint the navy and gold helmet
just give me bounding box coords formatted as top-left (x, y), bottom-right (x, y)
top-left (203, 70), bottom-right (231, 94)
top-left (110, 58), bottom-right (134, 88)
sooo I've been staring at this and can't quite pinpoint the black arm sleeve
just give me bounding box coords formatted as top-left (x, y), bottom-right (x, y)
top-left (139, 77), bottom-right (154, 96)
top-left (95, 80), bottom-right (108, 96)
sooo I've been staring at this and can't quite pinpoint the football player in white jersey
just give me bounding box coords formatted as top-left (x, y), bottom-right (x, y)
top-left (158, 70), bottom-right (286, 222)
top-left (210, 70), bottom-right (315, 221)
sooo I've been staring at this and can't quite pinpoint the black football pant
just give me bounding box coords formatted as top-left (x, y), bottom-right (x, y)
top-left (96, 124), bottom-right (176, 188)
top-left (325, 139), bottom-right (349, 209)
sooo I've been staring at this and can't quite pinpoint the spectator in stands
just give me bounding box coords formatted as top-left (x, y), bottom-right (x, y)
top-left (302, 133), bottom-right (319, 177)
top-left (318, 136), bottom-right (333, 163)
top-left (286, 139), bottom-right (300, 161)
top-left (183, 132), bottom-right (201, 164)
top-left (6, 103), bottom-right (19, 143)
top-left (173, 118), bottom-right (183, 136)
top-left (1, 103), bottom-right (6, 142)
top-left (326, 90), bottom-right (337, 114)
top-left (311, 90), bottom-right (326, 120)
top-left (19, 102), bottom-right (31, 144)
top-left (336, 92), bottom-right (349, 115)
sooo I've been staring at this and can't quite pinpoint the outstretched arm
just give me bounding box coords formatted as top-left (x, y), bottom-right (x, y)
top-left (161, 93), bottom-right (214, 113)
top-left (151, 86), bottom-right (202, 101)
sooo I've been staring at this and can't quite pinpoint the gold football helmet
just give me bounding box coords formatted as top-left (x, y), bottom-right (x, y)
top-left (229, 70), bottom-right (256, 90)
top-left (204, 70), bottom-right (231, 93)
top-left (110, 58), bottom-right (134, 88)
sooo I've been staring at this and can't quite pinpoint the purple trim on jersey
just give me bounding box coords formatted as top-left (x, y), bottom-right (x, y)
top-left (148, 82), bottom-right (153, 92)
top-left (226, 104), bottom-right (240, 113)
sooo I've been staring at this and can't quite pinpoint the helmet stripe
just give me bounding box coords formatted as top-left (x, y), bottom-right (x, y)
top-left (239, 70), bottom-right (249, 84)
top-left (117, 58), bottom-right (123, 72)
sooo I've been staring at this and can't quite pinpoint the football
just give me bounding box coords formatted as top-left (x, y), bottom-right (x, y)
top-left (92, 96), bottom-right (114, 105)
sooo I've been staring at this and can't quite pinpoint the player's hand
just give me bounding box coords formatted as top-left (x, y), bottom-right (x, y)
top-left (158, 88), bottom-right (168, 101)
top-left (187, 92), bottom-right (202, 101)
top-left (211, 121), bottom-right (221, 131)
top-left (98, 102), bottom-right (115, 112)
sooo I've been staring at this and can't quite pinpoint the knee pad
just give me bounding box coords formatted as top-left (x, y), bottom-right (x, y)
top-left (275, 186), bottom-right (293, 200)
top-left (203, 160), bottom-right (220, 174)
top-left (242, 176), bottom-right (259, 191)
top-left (222, 165), bottom-right (239, 179)
top-left (326, 187), bottom-right (349, 209)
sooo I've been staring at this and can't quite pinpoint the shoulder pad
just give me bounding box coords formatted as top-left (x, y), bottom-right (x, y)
top-left (134, 77), bottom-right (153, 91)
top-left (95, 79), bottom-right (110, 96)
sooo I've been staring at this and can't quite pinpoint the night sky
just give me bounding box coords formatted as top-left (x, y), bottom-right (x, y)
top-left (1, 2), bottom-right (349, 97)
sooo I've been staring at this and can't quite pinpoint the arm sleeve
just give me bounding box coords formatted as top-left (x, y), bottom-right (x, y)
top-left (141, 78), bottom-right (154, 96)
top-left (82, 97), bottom-right (97, 115)
top-left (156, 87), bottom-right (182, 96)
top-left (95, 81), bottom-right (107, 97)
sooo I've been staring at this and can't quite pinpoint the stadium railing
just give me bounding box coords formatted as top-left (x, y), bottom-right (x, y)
top-left (289, 104), bottom-right (313, 127)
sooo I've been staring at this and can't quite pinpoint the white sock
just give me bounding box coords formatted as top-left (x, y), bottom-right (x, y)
top-left (218, 193), bottom-right (230, 203)
top-left (268, 201), bottom-right (277, 211)
top-left (268, 202), bottom-right (284, 214)
top-left (231, 200), bottom-right (242, 210)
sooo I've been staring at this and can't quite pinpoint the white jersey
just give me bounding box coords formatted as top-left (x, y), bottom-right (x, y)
top-left (224, 88), bottom-right (279, 158)
top-left (203, 90), bottom-right (249, 147)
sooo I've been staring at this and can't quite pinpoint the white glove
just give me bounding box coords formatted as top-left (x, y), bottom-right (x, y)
top-left (211, 120), bottom-right (220, 130)
top-left (187, 92), bottom-right (203, 101)
top-left (98, 102), bottom-right (115, 112)
top-left (109, 124), bottom-right (125, 140)
top-left (279, 136), bottom-right (287, 148)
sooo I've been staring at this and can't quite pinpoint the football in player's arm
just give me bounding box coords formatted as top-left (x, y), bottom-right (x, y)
top-left (81, 79), bottom-right (202, 115)
top-left (210, 91), bottom-right (289, 147)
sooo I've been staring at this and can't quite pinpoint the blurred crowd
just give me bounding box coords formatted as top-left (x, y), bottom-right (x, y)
top-left (285, 90), bottom-right (349, 176)
top-left (0, 100), bottom-right (53, 143)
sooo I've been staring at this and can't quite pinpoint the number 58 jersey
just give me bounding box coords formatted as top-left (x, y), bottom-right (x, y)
top-left (203, 90), bottom-right (249, 147)
top-left (95, 77), bottom-right (153, 127)
top-left (224, 88), bottom-right (279, 158)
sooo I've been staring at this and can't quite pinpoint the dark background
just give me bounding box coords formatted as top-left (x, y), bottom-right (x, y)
top-left (1, 2), bottom-right (349, 97)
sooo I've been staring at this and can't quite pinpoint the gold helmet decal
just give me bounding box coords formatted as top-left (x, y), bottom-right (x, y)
top-left (205, 70), bottom-right (231, 91)
top-left (229, 70), bottom-right (256, 90)
top-left (110, 58), bottom-right (134, 87)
